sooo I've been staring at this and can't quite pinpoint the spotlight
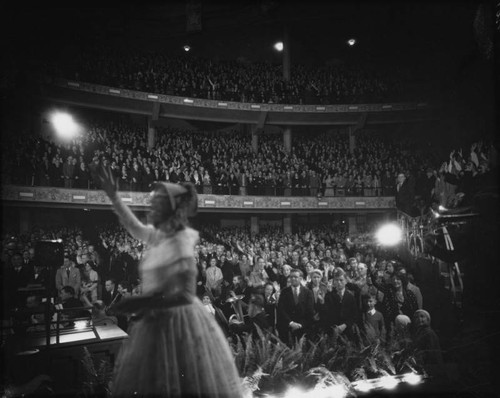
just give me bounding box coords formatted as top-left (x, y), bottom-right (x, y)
top-left (274, 41), bottom-right (284, 51)
top-left (50, 112), bottom-right (80, 140)
top-left (352, 379), bottom-right (372, 392)
top-left (402, 372), bottom-right (422, 385)
top-left (285, 386), bottom-right (305, 398)
top-left (316, 384), bottom-right (347, 398)
top-left (183, 45), bottom-right (191, 52)
top-left (438, 205), bottom-right (447, 212)
top-left (375, 223), bottom-right (402, 246)
top-left (378, 375), bottom-right (398, 390)
top-left (74, 321), bottom-right (88, 330)
top-left (347, 38), bottom-right (356, 46)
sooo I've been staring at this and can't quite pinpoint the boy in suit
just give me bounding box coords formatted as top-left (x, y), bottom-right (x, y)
top-left (362, 294), bottom-right (386, 343)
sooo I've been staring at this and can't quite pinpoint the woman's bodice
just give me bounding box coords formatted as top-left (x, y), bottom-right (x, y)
top-left (110, 197), bottom-right (200, 298)
top-left (140, 227), bottom-right (199, 298)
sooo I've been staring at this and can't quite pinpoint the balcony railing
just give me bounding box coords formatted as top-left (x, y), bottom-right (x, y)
top-left (197, 184), bottom-right (394, 197)
top-left (5, 177), bottom-right (396, 198)
top-left (54, 79), bottom-right (431, 113)
top-left (1, 185), bottom-right (396, 211)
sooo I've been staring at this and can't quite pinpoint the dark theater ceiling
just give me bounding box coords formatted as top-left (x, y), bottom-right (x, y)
top-left (2, 1), bottom-right (482, 67)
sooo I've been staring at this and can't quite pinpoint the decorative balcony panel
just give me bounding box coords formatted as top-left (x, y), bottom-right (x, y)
top-left (41, 80), bottom-right (438, 126)
top-left (55, 79), bottom-right (431, 113)
top-left (2, 186), bottom-right (395, 212)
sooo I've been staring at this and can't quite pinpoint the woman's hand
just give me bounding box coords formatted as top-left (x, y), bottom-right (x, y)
top-left (90, 163), bottom-right (118, 200)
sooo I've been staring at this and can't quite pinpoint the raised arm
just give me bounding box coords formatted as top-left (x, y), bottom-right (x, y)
top-left (91, 163), bottom-right (153, 243)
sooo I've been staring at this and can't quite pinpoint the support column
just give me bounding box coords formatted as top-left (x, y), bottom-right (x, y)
top-left (251, 127), bottom-right (259, 154)
top-left (40, 111), bottom-right (52, 141)
top-left (348, 126), bottom-right (356, 154)
top-left (148, 118), bottom-right (157, 149)
top-left (283, 214), bottom-right (292, 235)
top-left (20, 208), bottom-right (31, 234)
top-left (283, 25), bottom-right (291, 81)
top-left (283, 127), bottom-right (292, 154)
top-left (251, 216), bottom-right (259, 236)
top-left (348, 216), bottom-right (357, 235)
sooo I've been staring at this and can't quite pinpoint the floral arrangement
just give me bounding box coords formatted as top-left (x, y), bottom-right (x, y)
top-left (75, 325), bottom-right (423, 398)
top-left (234, 325), bottom-right (422, 397)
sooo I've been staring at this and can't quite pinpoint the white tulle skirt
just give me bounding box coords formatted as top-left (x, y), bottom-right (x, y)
top-left (111, 297), bottom-right (244, 398)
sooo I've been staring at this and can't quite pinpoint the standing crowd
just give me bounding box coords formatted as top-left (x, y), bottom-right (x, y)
top-left (33, 45), bottom-right (440, 105)
top-left (3, 118), bottom-right (445, 199)
top-left (3, 221), bottom-right (443, 375)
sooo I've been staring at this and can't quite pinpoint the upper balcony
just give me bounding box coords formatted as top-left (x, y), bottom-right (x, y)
top-left (41, 79), bottom-right (439, 126)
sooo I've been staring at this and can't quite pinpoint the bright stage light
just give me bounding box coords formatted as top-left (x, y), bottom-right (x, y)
top-left (183, 45), bottom-right (191, 52)
top-left (314, 384), bottom-right (347, 398)
top-left (347, 38), bottom-right (356, 46)
top-left (74, 320), bottom-right (88, 330)
top-left (402, 372), bottom-right (422, 385)
top-left (274, 41), bottom-right (284, 51)
top-left (376, 224), bottom-right (402, 246)
top-left (352, 379), bottom-right (372, 392)
top-left (352, 373), bottom-right (425, 393)
top-left (51, 112), bottom-right (80, 140)
top-left (438, 205), bottom-right (447, 212)
top-left (283, 384), bottom-right (347, 398)
top-left (284, 386), bottom-right (305, 398)
top-left (378, 375), bottom-right (398, 390)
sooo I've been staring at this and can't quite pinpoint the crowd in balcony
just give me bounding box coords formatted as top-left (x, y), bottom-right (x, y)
top-left (2, 119), bottom-right (441, 199)
top-left (38, 45), bottom-right (437, 105)
top-left (3, 116), bottom-right (496, 219)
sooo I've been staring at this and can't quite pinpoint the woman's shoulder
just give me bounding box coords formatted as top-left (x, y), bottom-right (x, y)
top-left (153, 227), bottom-right (199, 260)
top-left (158, 226), bottom-right (199, 244)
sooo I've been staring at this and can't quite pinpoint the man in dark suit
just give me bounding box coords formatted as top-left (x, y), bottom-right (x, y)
top-left (4, 252), bottom-right (32, 310)
top-left (277, 268), bottom-right (314, 346)
top-left (60, 285), bottom-right (88, 319)
top-left (322, 268), bottom-right (358, 339)
top-left (307, 269), bottom-right (328, 337)
top-left (102, 278), bottom-right (127, 330)
top-left (22, 250), bottom-right (36, 273)
top-left (263, 282), bottom-right (278, 332)
top-left (142, 165), bottom-right (155, 191)
top-left (395, 172), bottom-right (416, 216)
top-left (8, 252), bottom-right (32, 290)
top-left (56, 286), bottom-right (89, 329)
top-left (28, 264), bottom-right (49, 287)
top-left (102, 278), bottom-right (121, 308)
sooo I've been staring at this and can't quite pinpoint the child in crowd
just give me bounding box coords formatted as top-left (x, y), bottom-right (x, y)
top-left (362, 294), bottom-right (386, 343)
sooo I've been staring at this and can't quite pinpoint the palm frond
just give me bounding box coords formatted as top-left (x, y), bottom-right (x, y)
top-left (79, 347), bottom-right (112, 398)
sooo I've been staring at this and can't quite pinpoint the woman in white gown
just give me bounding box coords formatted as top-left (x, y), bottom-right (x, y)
top-left (92, 164), bottom-right (243, 398)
